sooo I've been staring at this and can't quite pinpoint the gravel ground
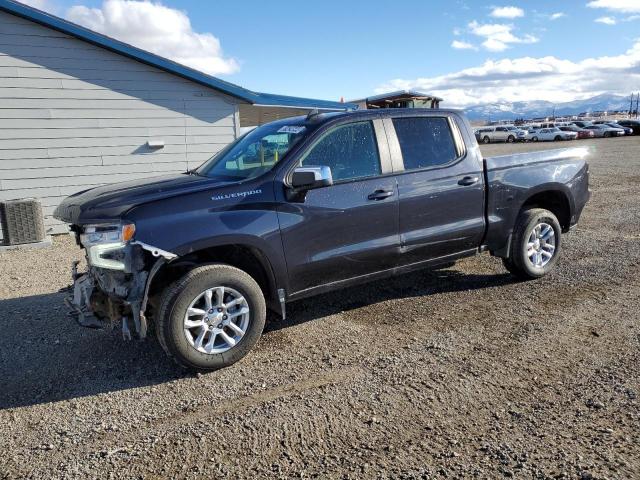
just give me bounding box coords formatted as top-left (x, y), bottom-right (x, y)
top-left (1, 137), bottom-right (639, 479)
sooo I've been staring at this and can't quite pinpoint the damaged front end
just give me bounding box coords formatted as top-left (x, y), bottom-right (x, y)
top-left (64, 222), bottom-right (177, 340)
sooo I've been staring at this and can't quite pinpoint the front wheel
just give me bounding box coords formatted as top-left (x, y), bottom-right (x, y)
top-left (507, 135), bottom-right (515, 143)
top-left (503, 208), bottom-right (562, 280)
top-left (532, 136), bottom-right (539, 142)
top-left (156, 264), bottom-right (266, 372)
top-left (483, 136), bottom-right (491, 144)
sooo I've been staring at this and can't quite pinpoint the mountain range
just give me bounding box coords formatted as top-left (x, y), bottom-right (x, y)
top-left (462, 93), bottom-right (636, 121)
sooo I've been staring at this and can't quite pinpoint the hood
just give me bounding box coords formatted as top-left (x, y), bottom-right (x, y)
top-left (54, 173), bottom-right (231, 225)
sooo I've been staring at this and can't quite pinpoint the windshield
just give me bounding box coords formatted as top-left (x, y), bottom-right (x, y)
top-left (196, 121), bottom-right (309, 180)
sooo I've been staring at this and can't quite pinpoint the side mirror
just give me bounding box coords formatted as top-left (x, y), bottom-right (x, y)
top-left (290, 166), bottom-right (333, 191)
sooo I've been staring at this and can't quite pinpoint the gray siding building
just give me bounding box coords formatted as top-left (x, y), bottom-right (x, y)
top-left (0, 0), bottom-right (352, 238)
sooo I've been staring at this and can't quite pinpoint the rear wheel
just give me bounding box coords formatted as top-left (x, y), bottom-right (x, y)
top-left (503, 208), bottom-right (562, 280)
top-left (532, 136), bottom-right (539, 142)
top-left (507, 135), bottom-right (515, 143)
top-left (604, 131), bottom-right (610, 138)
top-left (483, 136), bottom-right (491, 144)
top-left (156, 264), bottom-right (266, 372)
top-left (554, 135), bottom-right (562, 141)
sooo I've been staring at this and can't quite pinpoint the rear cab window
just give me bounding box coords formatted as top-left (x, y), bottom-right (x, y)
top-left (391, 117), bottom-right (459, 170)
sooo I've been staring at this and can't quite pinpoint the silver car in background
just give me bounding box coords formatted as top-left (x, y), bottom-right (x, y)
top-left (583, 124), bottom-right (625, 138)
top-left (475, 125), bottom-right (527, 144)
top-left (505, 126), bottom-right (528, 142)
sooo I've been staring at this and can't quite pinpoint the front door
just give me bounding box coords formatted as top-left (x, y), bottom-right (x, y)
top-left (277, 120), bottom-right (400, 295)
top-left (386, 115), bottom-right (486, 265)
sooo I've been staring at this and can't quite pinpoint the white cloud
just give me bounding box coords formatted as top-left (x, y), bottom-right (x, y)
top-left (595, 15), bottom-right (617, 24)
top-left (550, 12), bottom-right (566, 20)
top-left (490, 6), bottom-right (524, 18)
top-left (451, 40), bottom-right (478, 50)
top-left (66, 0), bottom-right (239, 76)
top-left (375, 40), bottom-right (640, 108)
top-left (15, 0), bottom-right (53, 10)
top-left (468, 20), bottom-right (538, 51)
top-left (587, 0), bottom-right (640, 13)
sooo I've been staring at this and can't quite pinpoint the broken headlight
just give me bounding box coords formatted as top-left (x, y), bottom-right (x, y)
top-left (80, 223), bottom-right (136, 270)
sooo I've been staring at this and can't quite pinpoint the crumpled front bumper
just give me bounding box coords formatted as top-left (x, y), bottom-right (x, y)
top-left (64, 262), bottom-right (104, 329)
top-left (64, 242), bottom-right (177, 340)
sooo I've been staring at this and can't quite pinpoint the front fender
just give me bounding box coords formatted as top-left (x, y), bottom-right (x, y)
top-left (125, 180), bottom-right (289, 293)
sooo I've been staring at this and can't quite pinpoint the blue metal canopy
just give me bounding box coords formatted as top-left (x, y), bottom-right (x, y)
top-left (0, 0), bottom-right (356, 111)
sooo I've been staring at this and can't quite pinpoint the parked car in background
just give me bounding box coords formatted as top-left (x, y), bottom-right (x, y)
top-left (539, 122), bottom-right (571, 129)
top-left (572, 121), bottom-right (593, 129)
top-left (504, 125), bottom-right (528, 142)
top-left (524, 128), bottom-right (539, 142)
top-left (617, 119), bottom-right (640, 135)
top-left (474, 128), bottom-right (488, 143)
top-left (583, 124), bottom-right (625, 138)
top-left (559, 125), bottom-right (595, 139)
top-left (601, 122), bottom-right (633, 136)
top-left (474, 126), bottom-right (523, 144)
top-left (529, 127), bottom-right (578, 142)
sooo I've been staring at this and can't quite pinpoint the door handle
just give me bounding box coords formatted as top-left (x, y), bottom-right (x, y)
top-left (458, 176), bottom-right (479, 186)
top-left (367, 189), bottom-right (395, 201)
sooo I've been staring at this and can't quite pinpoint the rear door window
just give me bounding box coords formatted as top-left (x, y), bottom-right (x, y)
top-left (392, 117), bottom-right (459, 170)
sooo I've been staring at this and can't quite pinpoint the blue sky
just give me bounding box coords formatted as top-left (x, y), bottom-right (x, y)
top-left (22, 0), bottom-right (640, 106)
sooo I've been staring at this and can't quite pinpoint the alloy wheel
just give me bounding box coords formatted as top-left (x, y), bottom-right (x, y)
top-left (526, 222), bottom-right (556, 269)
top-left (183, 286), bottom-right (250, 354)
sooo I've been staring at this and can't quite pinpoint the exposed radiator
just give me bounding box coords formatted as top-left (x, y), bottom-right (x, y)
top-left (0, 198), bottom-right (46, 246)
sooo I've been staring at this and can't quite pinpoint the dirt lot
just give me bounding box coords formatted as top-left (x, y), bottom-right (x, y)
top-left (1, 137), bottom-right (639, 479)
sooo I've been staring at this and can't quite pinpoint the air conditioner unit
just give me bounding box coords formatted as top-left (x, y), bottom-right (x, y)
top-left (0, 198), bottom-right (46, 246)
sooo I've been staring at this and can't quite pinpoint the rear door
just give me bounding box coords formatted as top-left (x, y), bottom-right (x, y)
top-left (384, 114), bottom-right (486, 265)
top-left (277, 119), bottom-right (400, 295)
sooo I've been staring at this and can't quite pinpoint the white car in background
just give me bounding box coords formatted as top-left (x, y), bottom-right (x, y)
top-left (474, 125), bottom-right (528, 143)
top-left (528, 127), bottom-right (578, 142)
top-left (583, 124), bottom-right (625, 138)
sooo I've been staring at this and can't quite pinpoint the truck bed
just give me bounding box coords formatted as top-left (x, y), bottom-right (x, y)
top-left (482, 146), bottom-right (591, 255)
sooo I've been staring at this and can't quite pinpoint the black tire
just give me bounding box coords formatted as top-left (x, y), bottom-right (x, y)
top-left (483, 136), bottom-right (491, 144)
top-left (532, 136), bottom-right (539, 142)
top-left (603, 132), bottom-right (610, 138)
top-left (501, 257), bottom-right (518, 275)
top-left (507, 135), bottom-right (515, 143)
top-left (554, 136), bottom-right (561, 141)
top-left (156, 264), bottom-right (266, 372)
top-left (503, 208), bottom-right (562, 280)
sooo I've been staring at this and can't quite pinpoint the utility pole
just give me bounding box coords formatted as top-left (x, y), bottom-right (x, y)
top-left (636, 92), bottom-right (639, 119)
top-left (630, 93), bottom-right (635, 117)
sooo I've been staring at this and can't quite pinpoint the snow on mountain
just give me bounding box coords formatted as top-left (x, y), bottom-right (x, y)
top-left (462, 94), bottom-right (633, 121)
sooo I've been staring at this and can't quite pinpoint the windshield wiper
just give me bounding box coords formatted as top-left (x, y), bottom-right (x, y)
top-left (185, 168), bottom-right (201, 177)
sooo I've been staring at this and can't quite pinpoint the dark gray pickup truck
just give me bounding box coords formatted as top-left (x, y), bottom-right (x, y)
top-left (54, 109), bottom-right (590, 371)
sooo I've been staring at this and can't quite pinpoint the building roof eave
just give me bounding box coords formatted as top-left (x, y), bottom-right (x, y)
top-left (0, 0), bottom-right (354, 111)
